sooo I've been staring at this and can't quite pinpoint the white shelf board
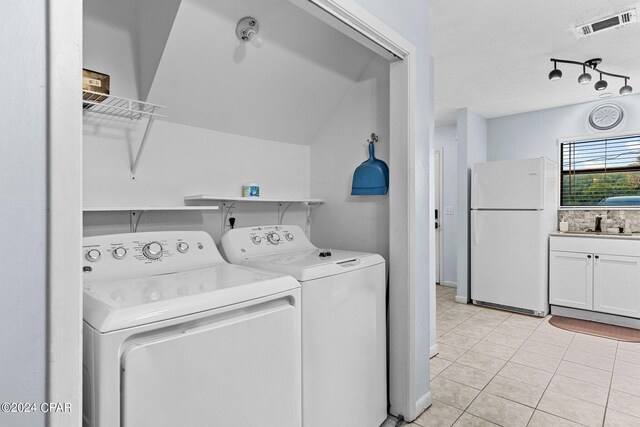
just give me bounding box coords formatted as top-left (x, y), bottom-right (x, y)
top-left (184, 195), bottom-right (323, 204)
top-left (83, 206), bottom-right (219, 212)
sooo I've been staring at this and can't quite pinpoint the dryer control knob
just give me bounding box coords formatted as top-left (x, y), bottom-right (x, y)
top-left (86, 249), bottom-right (101, 262)
top-left (143, 242), bottom-right (163, 260)
top-left (285, 233), bottom-right (294, 241)
top-left (112, 247), bottom-right (127, 259)
top-left (251, 236), bottom-right (262, 245)
top-left (267, 232), bottom-right (281, 245)
top-left (177, 242), bottom-right (189, 253)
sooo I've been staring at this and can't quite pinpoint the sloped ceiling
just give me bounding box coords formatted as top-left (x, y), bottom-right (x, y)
top-left (147, 0), bottom-right (378, 145)
top-left (84, 0), bottom-right (182, 101)
top-left (429, 0), bottom-right (640, 125)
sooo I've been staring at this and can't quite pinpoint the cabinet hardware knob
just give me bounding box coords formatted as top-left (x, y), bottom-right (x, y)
top-left (595, 255), bottom-right (600, 259)
top-left (587, 255), bottom-right (592, 259)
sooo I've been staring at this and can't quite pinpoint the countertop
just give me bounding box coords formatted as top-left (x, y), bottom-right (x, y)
top-left (550, 231), bottom-right (640, 241)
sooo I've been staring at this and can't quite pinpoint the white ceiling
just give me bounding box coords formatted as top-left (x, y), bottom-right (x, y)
top-left (429, 0), bottom-right (640, 125)
top-left (147, 0), bottom-right (377, 145)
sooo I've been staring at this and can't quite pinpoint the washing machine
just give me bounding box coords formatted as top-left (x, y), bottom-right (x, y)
top-left (82, 231), bottom-right (301, 427)
top-left (221, 225), bottom-right (387, 427)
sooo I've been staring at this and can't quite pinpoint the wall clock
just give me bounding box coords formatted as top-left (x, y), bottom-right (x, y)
top-left (588, 103), bottom-right (624, 130)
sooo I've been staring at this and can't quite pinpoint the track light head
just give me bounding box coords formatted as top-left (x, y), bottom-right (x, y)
top-left (578, 65), bottom-right (591, 84)
top-left (619, 78), bottom-right (633, 95)
top-left (578, 72), bottom-right (592, 84)
top-left (548, 68), bottom-right (562, 80)
top-left (595, 74), bottom-right (608, 91)
top-left (549, 61), bottom-right (562, 80)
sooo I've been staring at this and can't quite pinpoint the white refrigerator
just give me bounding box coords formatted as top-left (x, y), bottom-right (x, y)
top-left (471, 157), bottom-right (558, 316)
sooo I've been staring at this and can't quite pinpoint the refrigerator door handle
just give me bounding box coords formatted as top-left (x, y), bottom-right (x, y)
top-left (472, 172), bottom-right (478, 209)
top-left (473, 211), bottom-right (479, 246)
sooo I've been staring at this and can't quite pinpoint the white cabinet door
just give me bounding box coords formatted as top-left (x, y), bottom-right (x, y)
top-left (549, 251), bottom-right (593, 310)
top-left (593, 254), bottom-right (640, 318)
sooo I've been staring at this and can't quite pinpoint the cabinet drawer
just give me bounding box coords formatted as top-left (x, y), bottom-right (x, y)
top-left (550, 236), bottom-right (640, 257)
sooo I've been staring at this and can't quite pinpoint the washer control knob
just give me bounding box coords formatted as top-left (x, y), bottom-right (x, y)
top-left (177, 242), bottom-right (189, 253)
top-left (251, 236), bottom-right (262, 245)
top-left (285, 232), bottom-right (294, 241)
top-left (86, 249), bottom-right (101, 262)
top-left (267, 232), bottom-right (281, 245)
top-left (142, 242), bottom-right (163, 260)
top-left (112, 247), bottom-right (127, 259)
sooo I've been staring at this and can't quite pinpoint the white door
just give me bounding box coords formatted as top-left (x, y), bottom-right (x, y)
top-left (472, 158), bottom-right (544, 209)
top-left (593, 254), bottom-right (640, 318)
top-left (434, 149), bottom-right (442, 284)
top-left (121, 297), bottom-right (300, 427)
top-left (549, 251), bottom-right (593, 310)
top-left (471, 210), bottom-right (548, 314)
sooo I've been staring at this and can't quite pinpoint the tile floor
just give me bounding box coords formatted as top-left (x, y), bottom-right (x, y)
top-left (409, 285), bottom-right (640, 427)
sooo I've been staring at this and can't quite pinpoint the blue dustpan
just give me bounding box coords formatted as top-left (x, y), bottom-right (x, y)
top-left (351, 135), bottom-right (389, 195)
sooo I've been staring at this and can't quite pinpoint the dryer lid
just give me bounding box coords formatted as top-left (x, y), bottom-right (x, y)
top-left (243, 249), bottom-right (385, 282)
top-left (83, 264), bottom-right (299, 333)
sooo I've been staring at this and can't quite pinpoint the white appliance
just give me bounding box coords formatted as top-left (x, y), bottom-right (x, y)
top-left (82, 231), bottom-right (301, 427)
top-left (221, 225), bottom-right (387, 427)
top-left (471, 157), bottom-right (558, 316)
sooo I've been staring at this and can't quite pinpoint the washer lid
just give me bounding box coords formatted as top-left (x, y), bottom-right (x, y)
top-left (243, 249), bottom-right (385, 282)
top-left (83, 264), bottom-right (299, 333)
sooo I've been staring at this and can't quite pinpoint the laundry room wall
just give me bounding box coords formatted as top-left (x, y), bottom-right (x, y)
top-left (309, 55), bottom-right (390, 262)
top-left (434, 125), bottom-right (458, 287)
top-left (84, 0), bottom-right (383, 241)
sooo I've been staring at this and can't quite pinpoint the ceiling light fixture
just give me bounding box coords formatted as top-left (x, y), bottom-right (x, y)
top-left (236, 17), bottom-right (263, 48)
top-left (547, 58), bottom-right (632, 95)
top-left (595, 73), bottom-right (608, 91)
top-left (578, 65), bottom-right (592, 84)
top-left (620, 78), bottom-right (633, 95)
top-left (548, 61), bottom-right (562, 80)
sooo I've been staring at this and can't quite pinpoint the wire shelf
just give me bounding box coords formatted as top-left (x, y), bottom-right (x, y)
top-left (82, 90), bottom-right (166, 120)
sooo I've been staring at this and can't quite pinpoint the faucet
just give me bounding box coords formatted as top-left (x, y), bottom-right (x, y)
top-left (595, 215), bottom-right (603, 232)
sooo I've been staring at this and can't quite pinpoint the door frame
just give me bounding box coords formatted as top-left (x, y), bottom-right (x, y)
top-left (434, 148), bottom-right (444, 285)
top-left (47, 0), bottom-right (83, 426)
top-left (48, 0), bottom-right (427, 423)
top-left (289, 0), bottom-right (427, 419)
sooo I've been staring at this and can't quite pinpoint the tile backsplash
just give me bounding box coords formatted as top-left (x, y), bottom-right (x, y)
top-left (559, 210), bottom-right (640, 233)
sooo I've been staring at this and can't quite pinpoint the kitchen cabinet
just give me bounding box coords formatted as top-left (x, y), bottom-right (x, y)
top-left (549, 251), bottom-right (593, 310)
top-left (593, 254), bottom-right (640, 317)
top-left (549, 235), bottom-right (640, 319)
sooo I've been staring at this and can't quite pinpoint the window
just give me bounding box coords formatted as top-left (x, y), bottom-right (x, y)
top-left (561, 135), bottom-right (640, 207)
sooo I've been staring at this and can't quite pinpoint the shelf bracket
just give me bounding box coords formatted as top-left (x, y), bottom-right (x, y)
top-left (130, 116), bottom-right (156, 178)
top-left (304, 202), bottom-right (322, 237)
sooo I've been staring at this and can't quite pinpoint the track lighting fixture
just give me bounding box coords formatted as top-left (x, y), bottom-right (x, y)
top-left (547, 58), bottom-right (632, 95)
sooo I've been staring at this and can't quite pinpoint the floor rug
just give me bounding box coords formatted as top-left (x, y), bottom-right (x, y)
top-left (549, 315), bottom-right (640, 342)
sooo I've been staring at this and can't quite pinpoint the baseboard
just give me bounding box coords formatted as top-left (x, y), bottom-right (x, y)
top-left (440, 281), bottom-right (457, 288)
top-left (429, 343), bottom-right (439, 359)
top-left (551, 305), bottom-right (640, 329)
top-left (455, 295), bottom-right (469, 304)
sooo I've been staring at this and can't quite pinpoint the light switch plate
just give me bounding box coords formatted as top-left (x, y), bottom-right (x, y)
top-left (444, 206), bottom-right (455, 215)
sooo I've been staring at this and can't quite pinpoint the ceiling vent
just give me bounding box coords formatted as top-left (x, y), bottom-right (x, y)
top-left (574, 9), bottom-right (637, 38)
